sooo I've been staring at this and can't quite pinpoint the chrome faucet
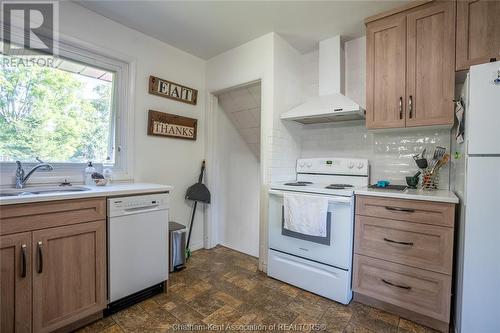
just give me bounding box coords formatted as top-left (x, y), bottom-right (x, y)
top-left (15, 158), bottom-right (54, 188)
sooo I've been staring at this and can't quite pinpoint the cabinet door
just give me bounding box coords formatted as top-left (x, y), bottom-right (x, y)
top-left (32, 221), bottom-right (106, 333)
top-left (1, 233), bottom-right (32, 333)
top-left (366, 14), bottom-right (407, 129)
top-left (457, 0), bottom-right (500, 71)
top-left (406, 1), bottom-right (455, 127)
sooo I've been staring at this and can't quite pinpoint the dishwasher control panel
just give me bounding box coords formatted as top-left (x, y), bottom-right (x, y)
top-left (107, 193), bottom-right (169, 217)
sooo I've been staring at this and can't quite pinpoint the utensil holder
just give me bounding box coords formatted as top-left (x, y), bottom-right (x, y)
top-left (421, 169), bottom-right (439, 190)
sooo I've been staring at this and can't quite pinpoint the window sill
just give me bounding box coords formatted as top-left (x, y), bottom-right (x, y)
top-left (0, 164), bottom-right (133, 187)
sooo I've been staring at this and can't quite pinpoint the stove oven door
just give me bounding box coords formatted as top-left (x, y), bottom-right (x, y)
top-left (268, 189), bottom-right (354, 270)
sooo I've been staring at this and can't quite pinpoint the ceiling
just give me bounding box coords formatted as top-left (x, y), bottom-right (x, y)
top-left (75, 0), bottom-right (409, 60)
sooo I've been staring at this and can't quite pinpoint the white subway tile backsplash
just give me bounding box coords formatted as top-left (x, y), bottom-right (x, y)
top-left (300, 122), bottom-right (452, 188)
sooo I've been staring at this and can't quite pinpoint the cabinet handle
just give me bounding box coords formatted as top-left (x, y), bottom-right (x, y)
top-left (382, 279), bottom-right (412, 290)
top-left (37, 241), bottom-right (43, 274)
top-left (408, 95), bottom-right (413, 119)
top-left (21, 244), bottom-right (27, 278)
top-left (383, 237), bottom-right (414, 246)
top-left (399, 97), bottom-right (403, 119)
top-left (385, 206), bottom-right (415, 213)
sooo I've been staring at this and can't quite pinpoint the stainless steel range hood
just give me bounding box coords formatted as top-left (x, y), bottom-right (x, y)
top-left (281, 36), bottom-right (365, 124)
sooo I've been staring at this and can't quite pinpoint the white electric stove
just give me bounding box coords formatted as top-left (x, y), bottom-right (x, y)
top-left (267, 157), bottom-right (369, 304)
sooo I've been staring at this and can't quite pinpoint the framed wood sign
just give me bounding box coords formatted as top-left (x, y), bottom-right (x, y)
top-left (147, 110), bottom-right (197, 140)
top-left (149, 75), bottom-right (198, 105)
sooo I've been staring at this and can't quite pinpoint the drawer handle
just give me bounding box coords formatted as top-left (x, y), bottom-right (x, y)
top-left (37, 241), bottom-right (43, 274)
top-left (399, 97), bottom-right (403, 119)
top-left (21, 244), bottom-right (27, 278)
top-left (383, 238), bottom-right (414, 246)
top-left (408, 95), bottom-right (413, 119)
top-left (382, 279), bottom-right (412, 290)
top-left (385, 206), bottom-right (415, 213)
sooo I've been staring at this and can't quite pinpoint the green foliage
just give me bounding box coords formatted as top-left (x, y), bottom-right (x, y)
top-left (0, 60), bottom-right (112, 163)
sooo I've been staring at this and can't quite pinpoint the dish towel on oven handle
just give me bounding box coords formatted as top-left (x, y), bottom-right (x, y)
top-left (283, 193), bottom-right (329, 237)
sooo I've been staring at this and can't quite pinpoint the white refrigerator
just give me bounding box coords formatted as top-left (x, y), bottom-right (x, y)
top-left (455, 61), bottom-right (500, 333)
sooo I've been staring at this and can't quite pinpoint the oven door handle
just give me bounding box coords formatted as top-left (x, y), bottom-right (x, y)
top-left (268, 190), bottom-right (352, 204)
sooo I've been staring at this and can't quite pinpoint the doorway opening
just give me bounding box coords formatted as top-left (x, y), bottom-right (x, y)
top-left (207, 81), bottom-right (261, 257)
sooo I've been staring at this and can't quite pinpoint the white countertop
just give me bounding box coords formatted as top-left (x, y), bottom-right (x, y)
top-left (354, 187), bottom-right (459, 204)
top-left (0, 183), bottom-right (173, 205)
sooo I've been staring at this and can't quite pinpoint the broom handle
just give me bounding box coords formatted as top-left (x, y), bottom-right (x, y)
top-left (198, 161), bottom-right (205, 183)
top-left (186, 200), bottom-right (197, 250)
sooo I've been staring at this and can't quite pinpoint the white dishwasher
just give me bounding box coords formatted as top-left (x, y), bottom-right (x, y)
top-left (107, 193), bottom-right (169, 313)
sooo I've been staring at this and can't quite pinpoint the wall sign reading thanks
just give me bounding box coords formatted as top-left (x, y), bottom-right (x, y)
top-left (147, 110), bottom-right (197, 140)
top-left (149, 75), bottom-right (198, 105)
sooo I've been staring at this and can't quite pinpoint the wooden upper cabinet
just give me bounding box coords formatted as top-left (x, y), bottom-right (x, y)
top-left (365, 0), bottom-right (456, 129)
top-left (0, 232), bottom-right (32, 333)
top-left (32, 221), bottom-right (106, 333)
top-left (456, 0), bottom-right (500, 71)
top-left (366, 14), bottom-right (407, 129)
top-left (406, 1), bottom-right (455, 127)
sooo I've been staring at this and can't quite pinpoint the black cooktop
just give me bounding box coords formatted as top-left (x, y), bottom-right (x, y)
top-left (325, 184), bottom-right (354, 190)
top-left (284, 181), bottom-right (313, 186)
top-left (368, 184), bottom-right (408, 191)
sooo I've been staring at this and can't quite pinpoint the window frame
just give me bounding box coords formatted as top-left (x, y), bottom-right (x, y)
top-left (0, 33), bottom-right (135, 186)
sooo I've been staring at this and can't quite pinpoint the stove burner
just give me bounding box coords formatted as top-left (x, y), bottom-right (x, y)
top-left (284, 181), bottom-right (313, 186)
top-left (325, 184), bottom-right (354, 189)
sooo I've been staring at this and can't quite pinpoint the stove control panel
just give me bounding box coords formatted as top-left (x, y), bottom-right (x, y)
top-left (296, 158), bottom-right (369, 176)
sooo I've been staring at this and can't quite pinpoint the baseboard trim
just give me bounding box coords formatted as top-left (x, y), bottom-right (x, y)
top-left (53, 312), bottom-right (103, 333)
top-left (354, 292), bottom-right (450, 332)
top-left (189, 240), bottom-right (204, 251)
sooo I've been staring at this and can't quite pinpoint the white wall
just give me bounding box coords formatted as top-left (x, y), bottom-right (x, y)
top-left (215, 104), bottom-right (260, 257)
top-left (206, 34), bottom-right (274, 177)
top-left (60, 2), bottom-right (207, 249)
top-left (270, 35), bottom-right (303, 183)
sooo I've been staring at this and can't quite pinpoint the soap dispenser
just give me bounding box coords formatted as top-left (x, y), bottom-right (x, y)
top-left (84, 161), bottom-right (96, 185)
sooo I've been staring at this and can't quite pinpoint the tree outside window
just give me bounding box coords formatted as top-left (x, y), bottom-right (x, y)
top-left (0, 57), bottom-right (114, 164)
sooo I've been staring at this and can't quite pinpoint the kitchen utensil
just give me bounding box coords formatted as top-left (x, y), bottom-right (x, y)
top-left (413, 148), bottom-right (426, 161)
top-left (406, 176), bottom-right (419, 188)
top-left (415, 158), bottom-right (428, 169)
top-left (430, 146), bottom-right (446, 169)
top-left (432, 154), bottom-right (450, 173)
top-left (405, 171), bottom-right (421, 189)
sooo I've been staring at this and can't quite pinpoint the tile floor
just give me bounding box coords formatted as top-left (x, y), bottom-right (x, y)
top-left (78, 246), bottom-right (438, 333)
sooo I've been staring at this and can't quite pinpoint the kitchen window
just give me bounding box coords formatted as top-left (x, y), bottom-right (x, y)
top-left (0, 39), bottom-right (133, 184)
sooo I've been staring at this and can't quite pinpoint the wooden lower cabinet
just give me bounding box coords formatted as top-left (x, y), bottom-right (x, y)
top-left (32, 221), bottom-right (106, 333)
top-left (353, 195), bottom-right (455, 332)
top-left (353, 255), bottom-right (451, 323)
top-left (0, 198), bottom-right (107, 333)
top-left (1, 232), bottom-right (32, 333)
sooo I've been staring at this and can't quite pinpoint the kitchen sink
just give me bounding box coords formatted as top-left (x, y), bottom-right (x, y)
top-left (0, 186), bottom-right (91, 197)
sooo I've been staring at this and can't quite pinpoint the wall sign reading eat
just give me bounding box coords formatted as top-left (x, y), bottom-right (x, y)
top-left (147, 110), bottom-right (197, 140)
top-left (149, 75), bottom-right (198, 105)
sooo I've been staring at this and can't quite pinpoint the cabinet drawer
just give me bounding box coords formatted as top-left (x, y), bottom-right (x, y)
top-left (0, 198), bottom-right (106, 235)
top-left (355, 216), bottom-right (453, 274)
top-left (355, 195), bottom-right (454, 227)
top-left (353, 255), bottom-right (451, 322)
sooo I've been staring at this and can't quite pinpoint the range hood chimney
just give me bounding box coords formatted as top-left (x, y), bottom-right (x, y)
top-left (281, 36), bottom-right (365, 124)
